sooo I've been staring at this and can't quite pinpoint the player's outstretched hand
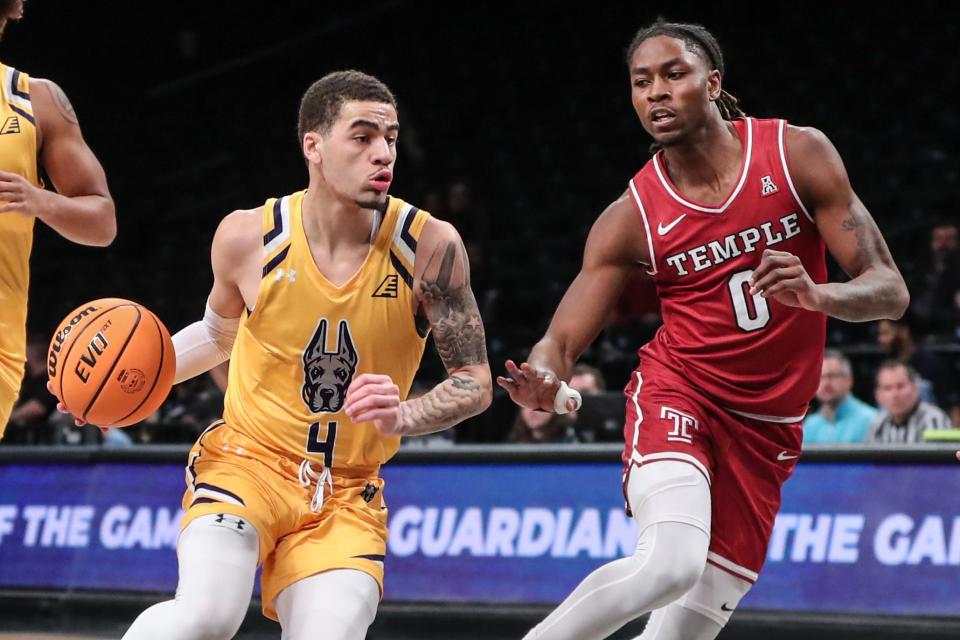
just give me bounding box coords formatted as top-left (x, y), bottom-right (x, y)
top-left (749, 248), bottom-right (824, 311)
top-left (46, 381), bottom-right (109, 434)
top-left (497, 360), bottom-right (574, 413)
top-left (344, 373), bottom-right (402, 435)
top-left (46, 381), bottom-right (87, 427)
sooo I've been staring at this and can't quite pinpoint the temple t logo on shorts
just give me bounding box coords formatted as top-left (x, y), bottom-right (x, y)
top-left (661, 406), bottom-right (699, 445)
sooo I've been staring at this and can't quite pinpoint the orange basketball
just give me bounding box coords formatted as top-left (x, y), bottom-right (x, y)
top-left (47, 298), bottom-right (176, 428)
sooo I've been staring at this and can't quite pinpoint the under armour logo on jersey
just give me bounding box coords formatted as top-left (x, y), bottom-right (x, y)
top-left (760, 175), bottom-right (779, 197)
top-left (214, 514), bottom-right (246, 531)
top-left (275, 267), bottom-right (296, 283)
top-left (0, 116), bottom-right (20, 135)
top-left (372, 274), bottom-right (399, 298)
top-left (661, 406), bottom-right (699, 444)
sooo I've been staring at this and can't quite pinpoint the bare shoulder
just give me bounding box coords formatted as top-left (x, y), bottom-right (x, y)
top-left (585, 190), bottom-right (648, 267)
top-left (417, 215), bottom-right (461, 249)
top-left (28, 78), bottom-right (79, 128)
top-left (598, 189), bottom-right (642, 228)
top-left (212, 207), bottom-right (262, 268)
top-left (784, 124), bottom-right (852, 210)
top-left (784, 124), bottom-right (839, 162)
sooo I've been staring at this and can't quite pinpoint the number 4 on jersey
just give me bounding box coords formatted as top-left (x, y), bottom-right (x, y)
top-left (306, 421), bottom-right (337, 467)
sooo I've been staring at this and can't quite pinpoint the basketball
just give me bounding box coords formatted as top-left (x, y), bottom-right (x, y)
top-left (46, 298), bottom-right (176, 428)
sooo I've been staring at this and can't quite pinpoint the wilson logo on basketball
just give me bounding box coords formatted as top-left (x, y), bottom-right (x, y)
top-left (75, 332), bottom-right (109, 383)
top-left (47, 304), bottom-right (98, 378)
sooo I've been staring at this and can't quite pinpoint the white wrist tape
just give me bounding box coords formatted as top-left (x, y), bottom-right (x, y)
top-left (553, 381), bottom-right (583, 415)
top-left (171, 303), bottom-right (240, 384)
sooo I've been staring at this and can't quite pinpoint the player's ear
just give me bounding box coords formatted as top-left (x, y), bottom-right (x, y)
top-left (303, 131), bottom-right (323, 166)
top-left (707, 70), bottom-right (722, 101)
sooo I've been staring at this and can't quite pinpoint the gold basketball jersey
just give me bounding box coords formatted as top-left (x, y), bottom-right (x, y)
top-left (223, 191), bottom-right (430, 473)
top-left (0, 62), bottom-right (40, 391)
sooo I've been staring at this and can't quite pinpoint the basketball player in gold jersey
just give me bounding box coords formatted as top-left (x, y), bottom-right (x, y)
top-left (120, 71), bottom-right (492, 639)
top-left (0, 0), bottom-right (116, 438)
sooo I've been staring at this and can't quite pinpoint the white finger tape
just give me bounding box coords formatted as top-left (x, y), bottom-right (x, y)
top-left (554, 381), bottom-right (582, 415)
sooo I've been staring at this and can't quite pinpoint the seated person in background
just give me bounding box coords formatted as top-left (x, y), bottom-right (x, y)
top-left (509, 406), bottom-right (578, 444)
top-left (868, 360), bottom-right (952, 444)
top-left (803, 349), bottom-right (876, 444)
top-left (876, 314), bottom-right (950, 404)
top-left (908, 223), bottom-right (960, 336)
top-left (569, 363), bottom-right (606, 396)
top-left (2, 336), bottom-right (56, 444)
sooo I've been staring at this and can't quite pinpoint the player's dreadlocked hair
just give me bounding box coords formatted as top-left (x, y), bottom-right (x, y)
top-left (626, 19), bottom-right (745, 122)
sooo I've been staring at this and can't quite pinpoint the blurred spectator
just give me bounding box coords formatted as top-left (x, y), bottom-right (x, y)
top-left (3, 337), bottom-right (57, 444)
top-left (509, 407), bottom-right (577, 444)
top-left (137, 375), bottom-right (224, 443)
top-left (868, 361), bottom-right (952, 444)
top-left (909, 223), bottom-right (960, 336)
top-left (876, 315), bottom-right (950, 404)
top-left (569, 363), bottom-right (606, 396)
top-left (568, 363), bottom-right (607, 441)
top-left (803, 350), bottom-right (876, 444)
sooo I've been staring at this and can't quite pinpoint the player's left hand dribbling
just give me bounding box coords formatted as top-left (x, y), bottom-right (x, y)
top-left (344, 373), bottom-right (402, 435)
top-left (0, 171), bottom-right (52, 218)
top-left (749, 249), bottom-right (824, 311)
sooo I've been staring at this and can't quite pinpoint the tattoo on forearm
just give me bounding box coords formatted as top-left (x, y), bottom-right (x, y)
top-left (47, 83), bottom-right (79, 125)
top-left (419, 240), bottom-right (488, 369)
top-left (829, 209), bottom-right (907, 321)
top-left (840, 216), bottom-right (859, 232)
top-left (399, 375), bottom-right (485, 436)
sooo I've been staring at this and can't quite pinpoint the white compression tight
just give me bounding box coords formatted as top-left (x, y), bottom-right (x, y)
top-left (276, 569), bottom-right (380, 640)
top-left (635, 562), bottom-right (753, 640)
top-left (122, 513), bottom-right (259, 640)
top-left (523, 461), bottom-right (712, 640)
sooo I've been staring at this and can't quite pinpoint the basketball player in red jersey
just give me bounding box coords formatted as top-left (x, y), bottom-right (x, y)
top-left (1, 0), bottom-right (115, 439)
top-left (500, 20), bottom-right (908, 640)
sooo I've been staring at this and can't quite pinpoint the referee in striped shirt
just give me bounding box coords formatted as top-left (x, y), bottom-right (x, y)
top-left (868, 360), bottom-right (953, 443)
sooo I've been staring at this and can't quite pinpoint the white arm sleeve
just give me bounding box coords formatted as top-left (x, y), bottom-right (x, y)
top-left (171, 303), bottom-right (240, 385)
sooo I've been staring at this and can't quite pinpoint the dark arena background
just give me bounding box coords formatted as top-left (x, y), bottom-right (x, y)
top-left (1, 2), bottom-right (959, 639)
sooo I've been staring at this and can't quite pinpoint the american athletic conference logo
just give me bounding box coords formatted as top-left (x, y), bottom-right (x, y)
top-left (301, 318), bottom-right (359, 413)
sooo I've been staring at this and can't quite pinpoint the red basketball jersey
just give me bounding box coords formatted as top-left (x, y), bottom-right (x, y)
top-left (628, 117), bottom-right (827, 422)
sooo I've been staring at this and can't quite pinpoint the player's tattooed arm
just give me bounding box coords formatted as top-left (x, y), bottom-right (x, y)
top-left (399, 220), bottom-right (492, 436)
top-left (781, 125), bottom-right (909, 321)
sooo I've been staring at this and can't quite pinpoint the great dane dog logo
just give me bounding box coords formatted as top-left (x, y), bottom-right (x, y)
top-left (302, 319), bottom-right (359, 413)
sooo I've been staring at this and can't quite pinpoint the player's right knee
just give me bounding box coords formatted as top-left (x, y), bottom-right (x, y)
top-left (622, 521), bottom-right (707, 614)
top-left (172, 513), bottom-right (259, 639)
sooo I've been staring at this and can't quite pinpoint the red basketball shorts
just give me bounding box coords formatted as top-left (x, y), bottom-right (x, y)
top-left (621, 357), bottom-right (803, 584)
